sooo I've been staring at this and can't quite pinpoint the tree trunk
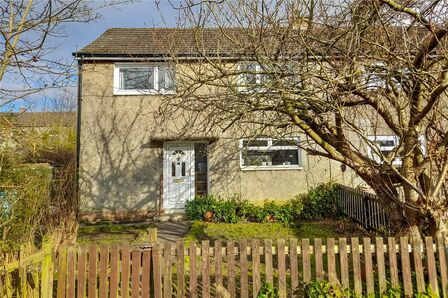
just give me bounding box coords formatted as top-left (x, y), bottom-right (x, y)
top-left (427, 209), bottom-right (448, 239)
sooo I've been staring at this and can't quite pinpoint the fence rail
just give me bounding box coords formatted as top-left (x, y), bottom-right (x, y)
top-left (3, 236), bottom-right (448, 297)
top-left (336, 184), bottom-right (389, 230)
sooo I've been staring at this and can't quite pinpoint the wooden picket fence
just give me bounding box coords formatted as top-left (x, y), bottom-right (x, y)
top-left (336, 184), bottom-right (389, 231)
top-left (3, 236), bottom-right (448, 297)
top-left (0, 237), bottom-right (448, 298)
top-left (0, 238), bottom-right (54, 297)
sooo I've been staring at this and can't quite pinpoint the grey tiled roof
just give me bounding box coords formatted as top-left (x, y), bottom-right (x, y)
top-left (75, 28), bottom-right (247, 57)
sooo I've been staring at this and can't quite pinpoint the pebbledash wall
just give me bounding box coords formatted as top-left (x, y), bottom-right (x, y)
top-left (78, 62), bottom-right (359, 221)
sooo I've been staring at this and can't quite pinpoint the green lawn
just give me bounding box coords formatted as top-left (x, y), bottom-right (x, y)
top-left (77, 223), bottom-right (154, 244)
top-left (185, 219), bottom-right (370, 243)
top-left (77, 219), bottom-right (370, 244)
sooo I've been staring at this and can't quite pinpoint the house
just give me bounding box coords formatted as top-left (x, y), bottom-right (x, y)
top-left (74, 28), bottom-right (360, 222)
top-left (0, 110), bottom-right (76, 150)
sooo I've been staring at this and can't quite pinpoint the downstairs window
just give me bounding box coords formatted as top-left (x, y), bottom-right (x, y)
top-left (240, 137), bottom-right (301, 169)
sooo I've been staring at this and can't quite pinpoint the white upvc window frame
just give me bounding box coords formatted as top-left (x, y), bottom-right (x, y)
top-left (239, 137), bottom-right (302, 170)
top-left (367, 135), bottom-right (427, 167)
top-left (367, 135), bottom-right (402, 166)
top-left (238, 62), bottom-right (268, 93)
top-left (113, 63), bottom-right (176, 95)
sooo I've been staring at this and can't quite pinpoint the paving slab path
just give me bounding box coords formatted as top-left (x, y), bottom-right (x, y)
top-left (155, 221), bottom-right (191, 243)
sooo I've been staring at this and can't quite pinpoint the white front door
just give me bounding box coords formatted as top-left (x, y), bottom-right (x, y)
top-left (163, 143), bottom-right (195, 210)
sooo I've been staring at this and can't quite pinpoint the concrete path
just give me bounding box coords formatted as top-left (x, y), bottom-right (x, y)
top-left (155, 221), bottom-right (191, 243)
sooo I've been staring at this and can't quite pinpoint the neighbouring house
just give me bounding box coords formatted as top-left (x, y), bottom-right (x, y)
top-left (0, 110), bottom-right (76, 150)
top-left (74, 28), bottom-right (365, 222)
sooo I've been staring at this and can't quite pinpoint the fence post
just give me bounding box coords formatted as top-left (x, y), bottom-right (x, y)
top-left (426, 236), bottom-right (439, 296)
top-left (19, 244), bottom-right (27, 298)
top-left (437, 237), bottom-right (448, 298)
top-left (57, 246), bottom-right (68, 298)
top-left (148, 228), bottom-right (158, 245)
top-left (40, 236), bottom-right (54, 298)
top-left (400, 237), bottom-right (413, 296)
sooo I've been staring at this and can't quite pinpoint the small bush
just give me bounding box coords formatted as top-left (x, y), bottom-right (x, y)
top-left (257, 282), bottom-right (279, 298)
top-left (304, 279), bottom-right (411, 298)
top-left (238, 201), bottom-right (265, 222)
top-left (299, 183), bottom-right (341, 220)
top-left (214, 198), bottom-right (239, 223)
top-left (305, 280), bottom-right (352, 297)
top-left (185, 195), bottom-right (219, 221)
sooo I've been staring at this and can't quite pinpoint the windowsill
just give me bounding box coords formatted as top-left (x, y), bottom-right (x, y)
top-left (113, 89), bottom-right (176, 96)
top-left (240, 166), bottom-right (303, 171)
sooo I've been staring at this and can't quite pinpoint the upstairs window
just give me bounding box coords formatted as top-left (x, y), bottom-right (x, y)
top-left (238, 63), bottom-right (268, 92)
top-left (240, 137), bottom-right (301, 169)
top-left (114, 64), bottom-right (175, 95)
top-left (367, 135), bottom-right (402, 165)
top-left (367, 135), bottom-right (426, 166)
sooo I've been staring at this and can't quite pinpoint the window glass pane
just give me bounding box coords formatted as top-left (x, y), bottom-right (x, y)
top-left (242, 139), bottom-right (268, 147)
top-left (195, 143), bottom-right (208, 196)
top-left (377, 140), bottom-right (395, 147)
top-left (258, 66), bottom-right (269, 84)
top-left (242, 150), bottom-right (272, 166)
top-left (242, 149), bottom-right (298, 166)
top-left (241, 63), bottom-right (257, 85)
top-left (158, 67), bottom-right (176, 92)
top-left (195, 143), bottom-right (208, 173)
top-left (171, 162), bottom-right (176, 177)
top-left (181, 162), bottom-right (186, 177)
top-left (271, 149), bottom-right (298, 165)
top-left (120, 67), bottom-right (154, 90)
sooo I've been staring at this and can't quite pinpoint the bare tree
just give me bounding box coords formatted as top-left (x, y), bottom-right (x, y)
top-left (161, 0), bottom-right (448, 237)
top-left (0, 0), bottom-right (130, 108)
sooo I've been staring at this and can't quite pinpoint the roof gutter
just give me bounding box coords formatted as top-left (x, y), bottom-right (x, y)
top-left (72, 53), bottom-right (343, 62)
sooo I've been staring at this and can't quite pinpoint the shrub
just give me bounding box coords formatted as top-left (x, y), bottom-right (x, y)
top-left (257, 282), bottom-right (279, 298)
top-left (0, 156), bottom-right (52, 250)
top-left (238, 201), bottom-right (264, 222)
top-left (305, 280), bottom-right (352, 298)
top-left (185, 196), bottom-right (302, 224)
top-left (305, 279), bottom-right (408, 298)
top-left (185, 195), bottom-right (219, 221)
top-left (185, 183), bottom-right (341, 224)
top-left (299, 183), bottom-right (341, 220)
top-left (214, 198), bottom-right (239, 223)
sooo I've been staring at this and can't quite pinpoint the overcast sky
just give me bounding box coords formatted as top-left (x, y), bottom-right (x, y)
top-left (4, 1), bottom-right (181, 112)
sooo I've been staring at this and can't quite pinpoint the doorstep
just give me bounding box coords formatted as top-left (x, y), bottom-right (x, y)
top-left (154, 212), bottom-right (186, 222)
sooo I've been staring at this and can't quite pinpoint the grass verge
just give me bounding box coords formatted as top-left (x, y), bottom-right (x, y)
top-left (77, 223), bottom-right (154, 244)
